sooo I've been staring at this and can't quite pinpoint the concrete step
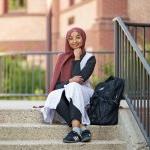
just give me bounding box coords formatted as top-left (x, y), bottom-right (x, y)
top-left (0, 140), bottom-right (127, 150)
top-left (0, 124), bottom-right (121, 140)
top-left (0, 109), bottom-right (43, 123)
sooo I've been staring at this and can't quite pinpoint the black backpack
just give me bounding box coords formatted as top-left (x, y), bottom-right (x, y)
top-left (87, 76), bottom-right (125, 125)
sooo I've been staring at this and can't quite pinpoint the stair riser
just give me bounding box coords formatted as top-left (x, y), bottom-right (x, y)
top-left (0, 144), bottom-right (126, 150)
top-left (0, 110), bottom-right (43, 123)
top-left (0, 126), bottom-right (120, 140)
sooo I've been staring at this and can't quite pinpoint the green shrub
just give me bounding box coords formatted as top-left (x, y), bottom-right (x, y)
top-left (102, 63), bottom-right (114, 77)
top-left (90, 62), bottom-right (114, 89)
top-left (2, 56), bottom-right (45, 95)
top-left (90, 74), bottom-right (101, 89)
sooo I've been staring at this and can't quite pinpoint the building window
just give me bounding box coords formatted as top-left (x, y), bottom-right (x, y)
top-left (69, 0), bottom-right (75, 6)
top-left (68, 16), bottom-right (75, 25)
top-left (8, 0), bottom-right (26, 13)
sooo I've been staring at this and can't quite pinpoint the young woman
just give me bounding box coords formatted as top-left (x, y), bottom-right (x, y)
top-left (41, 27), bottom-right (96, 143)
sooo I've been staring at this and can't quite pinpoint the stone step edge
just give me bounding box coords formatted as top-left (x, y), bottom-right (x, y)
top-left (0, 123), bottom-right (121, 128)
top-left (0, 139), bottom-right (126, 145)
top-left (0, 123), bottom-right (121, 131)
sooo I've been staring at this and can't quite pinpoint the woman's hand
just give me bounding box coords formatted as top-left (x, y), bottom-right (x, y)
top-left (69, 76), bottom-right (84, 84)
top-left (74, 48), bottom-right (82, 60)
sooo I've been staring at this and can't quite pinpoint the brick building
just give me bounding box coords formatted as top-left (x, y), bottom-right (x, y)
top-left (0, 0), bottom-right (150, 52)
top-left (51, 0), bottom-right (150, 52)
top-left (0, 0), bottom-right (48, 51)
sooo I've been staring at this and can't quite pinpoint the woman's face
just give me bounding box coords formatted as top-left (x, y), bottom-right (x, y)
top-left (67, 31), bottom-right (83, 49)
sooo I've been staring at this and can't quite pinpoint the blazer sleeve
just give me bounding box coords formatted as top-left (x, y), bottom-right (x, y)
top-left (72, 56), bottom-right (96, 81)
top-left (55, 80), bottom-right (69, 90)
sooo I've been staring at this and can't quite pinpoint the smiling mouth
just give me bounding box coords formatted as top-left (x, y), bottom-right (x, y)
top-left (72, 43), bottom-right (79, 47)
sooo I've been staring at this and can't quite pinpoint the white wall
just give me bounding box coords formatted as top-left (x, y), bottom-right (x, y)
top-left (59, 0), bottom-right (96, 37)
top-left (27, 0), bottom-right (47, 14)
top-left (0, 16), bottom-right (46, 41)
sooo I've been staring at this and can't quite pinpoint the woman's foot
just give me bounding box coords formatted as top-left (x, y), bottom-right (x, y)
top-left (81, 129), bottom-right (91, 142)
top-left (63, 130), bottom-right (81, 143)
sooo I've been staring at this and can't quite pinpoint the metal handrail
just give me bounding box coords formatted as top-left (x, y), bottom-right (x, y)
top-left (113, 17), bottom-right (150, 75)
top-left (0, 50), bottom-right (114, 56)
top-left (0, 51), bottom-right (61, 56)
top-left (113, 16), bottom-right (150, 147)
top-left (125, 22), bottom-right (150, 27)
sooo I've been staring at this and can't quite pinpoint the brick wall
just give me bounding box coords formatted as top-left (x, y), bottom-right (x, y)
top-left (99, 0), bottom-right (127, 18)
top-left (0, 0), bottom-right (5, 15)
top-left (0, 15), bottom-right (47, 51)
top-left (128, 0), bottom-right (150, 23)
top-left (95, 0), bottom-right (128, 51)
top-left (52, 0), bottom-right (128, 52)
top-left (0, 41), bottom-right (46, 52)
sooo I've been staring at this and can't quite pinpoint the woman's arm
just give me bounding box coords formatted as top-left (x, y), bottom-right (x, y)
top-left (72, 56), bottom-right (96, 81)
top-left (55, 56), bottom-right (96, 88)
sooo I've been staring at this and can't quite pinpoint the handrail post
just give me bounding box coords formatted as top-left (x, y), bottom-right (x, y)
top-left (114, 21), bottom-right (119, 77)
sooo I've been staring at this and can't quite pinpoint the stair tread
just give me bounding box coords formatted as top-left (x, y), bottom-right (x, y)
top-left (0, 100), bottom-right (44, 110)
top-left (0, 139), bottom-right (126, 145)
top-left (0, 124), bottom-right (121, 141)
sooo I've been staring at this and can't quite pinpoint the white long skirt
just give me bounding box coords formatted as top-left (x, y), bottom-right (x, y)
top-left (41, 82), bottom-right (94, 125)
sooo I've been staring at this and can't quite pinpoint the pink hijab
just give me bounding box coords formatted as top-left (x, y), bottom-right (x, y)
top-left (49, 27), bottom-right (86, 92)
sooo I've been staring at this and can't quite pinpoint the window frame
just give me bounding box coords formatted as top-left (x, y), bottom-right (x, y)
top-left (6, 0), bottom-right (27, 14)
